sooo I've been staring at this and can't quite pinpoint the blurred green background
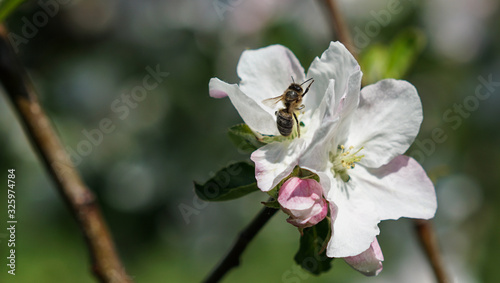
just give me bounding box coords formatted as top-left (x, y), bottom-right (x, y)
top-left (0, 0), bottom-right (499, 282)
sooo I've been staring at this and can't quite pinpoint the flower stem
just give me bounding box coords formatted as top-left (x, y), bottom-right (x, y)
top-left (414, 220), bottom-right (450, 283)
top-left (320, 0), bottom-right (357, 58)
top-left (0, 25), bottom-right (132, 283)
top-left (203, 203), bottom-right (279, 283)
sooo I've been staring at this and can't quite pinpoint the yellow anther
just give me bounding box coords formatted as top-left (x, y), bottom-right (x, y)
top-left (330, 144), bottom-right (365, 183)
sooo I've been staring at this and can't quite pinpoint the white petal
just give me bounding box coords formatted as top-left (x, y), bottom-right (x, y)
top-left (325, 173), bottom-right (381, 258)
top-left (300, 76), bottom-right (360, 173)
top-left (350, 155), bottom-right (437, 220)
top-left (298, 78), bottom-right (334, 141)
top-left (250, 139), bottom-right (306, 191)
top-left (209, 78), bottom-right (280, 135)
top-left (306, 41), bottom-right (361, 112)
top-left (346, 79), bottom-right (423, 168)
top-left (237, 45), bottom-right (307, 107)
top-left (300, 80), bottom-right (339, 172)
top-left (344, 238), bottom-right (384, 276)
top-left (329, 70), bottom-right (362, 149)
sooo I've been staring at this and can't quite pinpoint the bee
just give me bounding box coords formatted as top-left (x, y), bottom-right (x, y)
top-left (262, 77), bottom-right (314, 137)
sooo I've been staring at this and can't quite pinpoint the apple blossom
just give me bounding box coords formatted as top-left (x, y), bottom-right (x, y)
top-left (209, 41), bottom-right (437, 277)
top-left (277, 177), bottom-right (328, 229)
top-left (209, 41), bottom-right (361, 192)
top-left (300, 53), bottom-right (438, 262)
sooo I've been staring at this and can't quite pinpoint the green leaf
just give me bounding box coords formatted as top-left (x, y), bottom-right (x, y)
top-left (0, 0), bottom-right (26, 21)
top-left (294, 218), bottom-right (334, 275)
top-left (360, 28), bottom-right (426, 85)
top-left (227, 124), bottom-right (265, 153)
top-left (194, 162), bottom-right (259, 201)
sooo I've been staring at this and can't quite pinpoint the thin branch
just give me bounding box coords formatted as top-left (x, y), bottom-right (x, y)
top-left (320, 0), bottom-right (357, 58)
top-left (0, 25), bottom-right (132, 283)
top-left (414, 220), bottom-right (450, 283)
top-left (203, 205), bottom-right (279, 283)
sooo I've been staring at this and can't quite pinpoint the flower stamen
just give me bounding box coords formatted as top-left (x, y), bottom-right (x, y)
top-left (330, 145), bottom-right (364, 182)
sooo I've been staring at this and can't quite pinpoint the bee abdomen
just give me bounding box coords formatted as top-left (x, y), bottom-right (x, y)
top-left (276, 109), bottom-right (294, 136)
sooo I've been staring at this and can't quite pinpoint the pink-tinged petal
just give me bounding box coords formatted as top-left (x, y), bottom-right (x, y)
top-left (237, 45), bottom-right (306, 106)
top-left (325, 173), bottom-right (381, 258)
top-left (307, 202), bottom-right (328, 225)
top-left (209, 78), bottom-right (279, 135)
top-left (350, 155), bottom-right (437, 220)
top-left (209, 89), bottom-right (228, 98)
top-left (250, 139), bottom-right (306, 191)
top-left (346, 79), bottom-right (423, 168)
top-left (278, 178), bottom-right (328, 228)
top-left (279, 178), bottom-right (317, 210)
top-left (306, 41), bottom-right (361, 112)
top-left (324, 155), bottom-right (436, 257)
top-left (344, 238), bottom-right (384, 276)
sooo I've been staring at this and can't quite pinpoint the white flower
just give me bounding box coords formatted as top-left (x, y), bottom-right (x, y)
top-left (209, 42), bottom-right (361, 192)
top-left (209, 42), bottom-right (437, 275)
top-left (299, 56), bottom-right (437, 259)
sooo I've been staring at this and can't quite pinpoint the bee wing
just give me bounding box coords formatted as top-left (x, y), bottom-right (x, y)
top-left (262, 95), bottom-right (284, 108)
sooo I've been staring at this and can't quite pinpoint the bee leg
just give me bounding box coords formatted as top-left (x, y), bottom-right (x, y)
top-left (302, 79), bottom-right (314, 97)
top-left (293, 112), bottom-right (300, 138)
top-left (296, 105), bottom-right (305, 115)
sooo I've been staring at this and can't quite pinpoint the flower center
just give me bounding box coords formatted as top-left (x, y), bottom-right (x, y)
top-left (330, 145), bottom-right (364, 182)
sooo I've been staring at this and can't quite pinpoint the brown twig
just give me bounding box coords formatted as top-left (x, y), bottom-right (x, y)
top-left (203, 205), bottom-right (279, 283)
top-left (320, 0), bottom-right (357, 58)
top-left (414, 220), bottom-right (450, 283)
top-left (0, 25), bottom-right (132, 283)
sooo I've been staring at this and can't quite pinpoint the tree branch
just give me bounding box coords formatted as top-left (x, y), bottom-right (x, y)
top-left (0, 25), bottom-right (132, 283)
top-left (203, 205), bottom-right (279, 283)
top-left (320, 0), bottom-right (357, 58)
top-left (414, 220), bottom-right (450, 283)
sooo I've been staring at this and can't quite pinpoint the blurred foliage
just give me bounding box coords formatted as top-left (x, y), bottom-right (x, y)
top-left (0, 0), bottom-right (499, 282)
top-left (359, 28), bottom-right (426, 85)
top-left (0, 0), bottom-right (25, 21)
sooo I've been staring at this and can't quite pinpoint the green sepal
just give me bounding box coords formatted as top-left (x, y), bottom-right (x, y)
top-left (227, 124), bottom-right (265, 153)
top-left (260, 134), bottom-right (289, 144)
top-left (294, 217), bottom-right (334, 275)
top-left (266, 186), bottom-right (279, 199)
top-left (194, 162), bottom-right (259, 201)
top-left (298, 168), bottom-right (320, 182)
top-left (261, 199), bottom-right (280, 209)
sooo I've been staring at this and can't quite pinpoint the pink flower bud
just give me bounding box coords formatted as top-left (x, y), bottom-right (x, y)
top-left (278, 177), bottom-right (328, 228)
